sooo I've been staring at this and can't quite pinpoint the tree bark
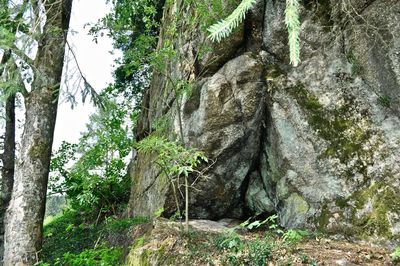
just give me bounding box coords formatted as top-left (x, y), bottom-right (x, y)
top-left (0, 50), bottom-right (16, 265)
top-left (3, 0), bottom-right (73, 264)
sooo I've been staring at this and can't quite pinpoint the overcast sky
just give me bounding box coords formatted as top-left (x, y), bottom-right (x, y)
top-left (53, 0), bottom-right (118, 148)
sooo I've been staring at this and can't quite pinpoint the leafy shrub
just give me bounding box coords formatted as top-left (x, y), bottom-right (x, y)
top-left (391, 247), bottom-right (400, 262)
top-left (282, 229), bottom-right (309, 244)
top-left (136, 135), bottom-right (208, 230)
top-left (49, 103), bottom-right (132, 217)
top-left (214, 231), bottom-right (244, 253)
top-left (105, 216), bottom-right (149, 232)
top-left (135, 135), bottom-right (207, 179)
top-left (40, 210), bottom-right (149, 264)
top-left (61, 246), bottom-right (123, 266)
top-left (41, 210), bottom-right (104, 263)
top-left (247, 238), bottom-right (272, 265)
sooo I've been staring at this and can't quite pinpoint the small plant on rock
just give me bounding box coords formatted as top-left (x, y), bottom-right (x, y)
top-left (135, 135), bottom-right (209, 231)
top-left (391, 247), bottom-right (400, 263)
top-left (282, 229), bottom-right (309, 244)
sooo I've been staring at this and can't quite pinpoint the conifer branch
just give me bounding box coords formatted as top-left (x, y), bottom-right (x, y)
top-left (207, 0), bottom-right (257, 42)
top-left (207, 0), bottom-right (302, 67)
top-left (285, 0), bottom-right (301, 67)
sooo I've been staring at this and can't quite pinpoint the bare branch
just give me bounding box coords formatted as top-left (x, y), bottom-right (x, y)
top-left (65, 39), bottom-right (105, 108)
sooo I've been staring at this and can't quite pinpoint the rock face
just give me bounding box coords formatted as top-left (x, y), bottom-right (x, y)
top-left (128, 0), bottom-right (400, 242)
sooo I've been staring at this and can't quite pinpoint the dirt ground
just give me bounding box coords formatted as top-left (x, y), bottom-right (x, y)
top-left (271, 238), bottom-right (393, 266)
top-left (129, 219), bottom-right (397, 265)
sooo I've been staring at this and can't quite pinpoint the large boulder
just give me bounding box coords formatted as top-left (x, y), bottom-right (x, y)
top-left (262, 0), bottom-right (400, 241)
top-left (128, 0), bottom-right (400, 242)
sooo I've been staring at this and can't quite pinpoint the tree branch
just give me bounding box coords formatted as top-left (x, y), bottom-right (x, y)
top-left (65, 39), bottom-right (105, 108)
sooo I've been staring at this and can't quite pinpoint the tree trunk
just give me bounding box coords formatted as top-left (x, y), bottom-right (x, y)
top-left (0, 51), bottom-right (16, 265)
top-left (3, 0), bottom-right (73, 264)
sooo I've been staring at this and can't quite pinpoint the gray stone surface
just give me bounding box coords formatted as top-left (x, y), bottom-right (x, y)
top-left (128, 0), bottom-right (400, 242)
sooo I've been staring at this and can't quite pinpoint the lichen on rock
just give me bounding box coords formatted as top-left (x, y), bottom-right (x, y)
top-left (127, 0), bottom-right (400, 243)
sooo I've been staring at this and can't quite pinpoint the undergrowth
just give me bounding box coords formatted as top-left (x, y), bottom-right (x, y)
top-left (37, 209), bottom-right (149, 265)
top-left (182, 216), bottom-right (314, 266)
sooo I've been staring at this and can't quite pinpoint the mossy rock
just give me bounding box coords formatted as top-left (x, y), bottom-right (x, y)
top-left (287, 83), bottom-right (376, 178)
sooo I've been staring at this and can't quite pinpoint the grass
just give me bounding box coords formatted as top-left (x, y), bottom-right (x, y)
top-left (39, 209), bottom-right (149, 265)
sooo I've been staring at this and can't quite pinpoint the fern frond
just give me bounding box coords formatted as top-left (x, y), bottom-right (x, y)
top-left (207, 0), bottom-right (257, 43)
top-left (285, 0), bottom-right (301, 67)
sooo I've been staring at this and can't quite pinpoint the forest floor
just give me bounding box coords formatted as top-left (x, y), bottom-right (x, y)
top-left (127, 218), bottom-right (397, 265)
top-left (258, 237), bottom-right (392, 265)
top-left (39, 212), bottom-right (397, 265)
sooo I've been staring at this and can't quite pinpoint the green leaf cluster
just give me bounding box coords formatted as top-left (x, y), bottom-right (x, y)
top-left (49, 102), bottom-right (133, 215)
top-left (282, 229), bottom-right (309, 244)
top-left (90, 0), bottom-right (164, 107)
top-left (135, 135), bottom-right (207, 178)
top-left (207, 0), bottom-right (257, 42)
top-left (60, 246), bottom-right (123, 266)
top-left (207, 0), bottom-right (302, 66)
top-left (39, 210), bottom-right (149, 264)
top-left (391, 247), bottom-right (400, 263)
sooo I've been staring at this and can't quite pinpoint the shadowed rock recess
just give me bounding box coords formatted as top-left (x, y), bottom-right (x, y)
top-left (128, 0), bottom-right (400, 242)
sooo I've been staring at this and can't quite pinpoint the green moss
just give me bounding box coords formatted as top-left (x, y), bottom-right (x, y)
top-left (128, 237), bottom-right (180, 266)
top-left (349, 182), bottom-right (400, 238)
top-left (265, 64), bottom-right (286, 81)
top-left (133, 236), bottom-right (146, 249)
top-left (287, 84), bottom-right (373, 178)
top-left (29, 139), bottom-right (50, 161)
top-left (317, 204), bottom-right (330, 230)
top-left (288, 193), bottom-right (309, 214)
top-left (335, 197), bottom-right (349, 209)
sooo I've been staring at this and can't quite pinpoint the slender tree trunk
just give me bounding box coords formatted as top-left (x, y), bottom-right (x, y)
top-left (185, 176), bottom-right (189, 232)
top-left (3, 0), bottom-right (73, 264)
top-left (0, 51), bottom-right (16, 265)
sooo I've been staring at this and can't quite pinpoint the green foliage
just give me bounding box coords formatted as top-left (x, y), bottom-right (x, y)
top-left (186, 0), bottom-right (238, 31)
top-left (149, 38), bottom-right (177, 74)
top-left (285, 0), bottom-right (301, 66)
top-left (214, 232), bottom-right (272, 266)
top-left (40, 210), bottom-right (104, 263)
top-left (40, 209), bottom-right (149, 264)
top-left (135, 135), bottom-right (207, 179)
top-left (105, 216), bottom-right (149, 232)
top-left (391, 247), bottom-right (400, 263)
top-left (215, 231), bottom-right (244, 253)
top-left (60, 246), bottom-right (123, 266)
top-left (282, 229), bottom-right (309, 244)
top-left (90, 0), bottom-right (164, 107)
top-left (240, 214), bottom-right (279, 230)
top-left (247, 238), bottom-right (272, 265)
top-left (136, 135), bottom-right (207, 230)
top-left (154, 207), bottom-right (165, 218)
top-left (207, 0), bottom-right (302, 66)
top-left (49, 102), bottom-right (133, 216)
top-left (152, 115), bottom-right (172, 136)
top-left (207, 0), bottom-right (256, 42)
top-left (0, 1), bottom-right (28, 44)
top-left (49, 141), bottom-right (78, 193)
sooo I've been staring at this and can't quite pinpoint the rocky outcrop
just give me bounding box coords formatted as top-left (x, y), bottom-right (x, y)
top-left (128, 0), bottom-right (400, 243)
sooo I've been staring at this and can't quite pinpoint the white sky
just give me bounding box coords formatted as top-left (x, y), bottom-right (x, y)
top-left (53, 0), bottom-right (118, 148)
